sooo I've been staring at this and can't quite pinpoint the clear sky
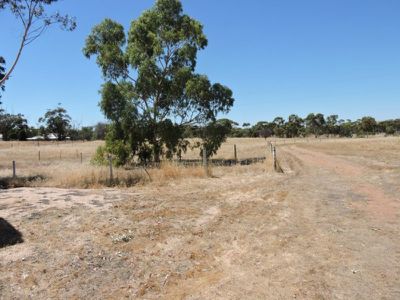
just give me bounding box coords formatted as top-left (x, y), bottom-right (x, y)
top-left (1, 0), bottom-right (400, 127)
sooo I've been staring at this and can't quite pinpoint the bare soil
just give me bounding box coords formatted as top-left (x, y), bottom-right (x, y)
top-left (1, 139), bottom-right (399, 299)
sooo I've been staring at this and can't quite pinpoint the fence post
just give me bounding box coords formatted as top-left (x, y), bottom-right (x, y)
top-left (272, 146), bottom-right (277, 171)
top-left (108, 155), bottom-right (114, 184)
top-left (38, 151), bottom-right (41, 162)
top-left (234, 144), bottom-right (237, 164)
top-left (12, 161), bottom-right (16, 178)
top-left (203, 148), bottom-right (208, 176)
top-left (80, 152), bottom-right (83, 164)
top-left (59, 151), bottom-right (62, 160)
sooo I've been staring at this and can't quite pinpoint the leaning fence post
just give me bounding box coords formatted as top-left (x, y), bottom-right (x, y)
top-left (108, 155), bottom-right (114, 184)
top-left (234, 144), bottom-right (238, 164)
top-left (272, 146), bottom-right (277, 171)
top-left (203, 148), bottom-right (209, 176)
top-left (12, 161), bottom-right (16, 178)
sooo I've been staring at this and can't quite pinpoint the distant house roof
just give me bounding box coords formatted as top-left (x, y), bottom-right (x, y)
top-left (47, 133), bottom-right (58, 140)
top-left (27, 136), bottom-right (45, 141)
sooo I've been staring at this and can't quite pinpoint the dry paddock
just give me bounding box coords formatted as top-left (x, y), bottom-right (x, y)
top-left (0, 137), bottom-right (399, 299)
top-left (0, 138), bottom-right (270, 188)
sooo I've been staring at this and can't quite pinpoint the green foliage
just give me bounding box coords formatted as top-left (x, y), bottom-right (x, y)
top-left (194, 119), bottom-right (233, 158)
top-left (358, 116), bottom-right (377, 135)
top-left (69, 126), bottom-right (94, 141)
top-left (272, 117), bottom-right (285, 137)
top-left (379, 119), bottom-right (400, 135)
top-left (0, 111), bottom-right (29, 141)
top-left (326, 115), bottom-right (339, 135)
top-left (305, 113), bottom-right (326, 137)
top-left (337, 119), bottom-right (354, 137)
top-left (38, 105), bottom-right (72, 141)
top-left (92, 136), bottom-right (131, 167)
top-left (91, 145), bottom-right (108, 166)
top-left (84, 0), bottom-right (234, 165)
top-left (285, 115), bottom-right (304, 138)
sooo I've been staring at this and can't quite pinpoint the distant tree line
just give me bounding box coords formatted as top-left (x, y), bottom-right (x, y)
top-left (1, 106), bottom-right (399, 142)
top-left (0, 104), bottom-right (107, 141)
top-left (212, 114), bottom-right (400, 139)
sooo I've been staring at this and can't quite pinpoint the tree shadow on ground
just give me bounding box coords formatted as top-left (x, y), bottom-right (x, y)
top-left (0, 218), bottom-right (24, 248)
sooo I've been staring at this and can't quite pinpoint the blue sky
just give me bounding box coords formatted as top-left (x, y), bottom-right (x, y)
top-left (1, 0), bottom-right (399, 127)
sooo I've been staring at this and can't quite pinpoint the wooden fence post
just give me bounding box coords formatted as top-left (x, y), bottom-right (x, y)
top-left (203, 148), bottom-right (208, 176)
top-left (234, 144), bottom-right (237, 163)
top-left (38, 151), bottom-right (41, 162)
top-left (12, 161), bottom-right (16, 178)
top-left (272, 146), bottom-right (277, 171)
top-left (80, 152), bottom-right (83, 164)
top-left (108, 155), bottom-right (114, 184)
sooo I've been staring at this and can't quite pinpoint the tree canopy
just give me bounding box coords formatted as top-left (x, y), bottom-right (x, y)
top-left (84, 0), bottom-right (234, 165)
top-left (38, 105), bottom-right (72, 141)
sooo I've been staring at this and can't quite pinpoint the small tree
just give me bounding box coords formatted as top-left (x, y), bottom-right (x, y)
top-left (273, 117), bottom-right (285, 137)
top-left (285, 114), bottom-right (303, 138)
top-left (39, 105), bottom-right (71, 141)
top-left (305, 113), bottom-right (326, 137)
top-left (337, 119), bottom-right (354, 137)
top-left (326, 115), bottom-right (339, 136)
top-left (0, 0), bottom-right (76, 86)
top-left (359, 116), bottom-right (377, 136)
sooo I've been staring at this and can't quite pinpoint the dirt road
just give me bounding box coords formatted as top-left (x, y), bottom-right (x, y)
top-left (1, 142), bottom-right (399, 299)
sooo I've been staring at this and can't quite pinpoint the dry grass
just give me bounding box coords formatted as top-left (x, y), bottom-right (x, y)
top-left (181, 137), bottom-right (269, 160)
top-left (0, 138), bottom-right (271, 188)
top-left (5, 136), bottom-right (396, 188)
top-left (293, 136), bottom-right (400, 160)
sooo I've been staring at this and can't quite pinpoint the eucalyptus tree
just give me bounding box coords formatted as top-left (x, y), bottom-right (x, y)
top-left (285, 114), bottom-right (303, 138)
top-left (326, 114), bottom-right (339, 136)
top-left (0, 0), bottom-right (76, 86)
top-left (38, 105), bottom-right (72, 141)
top-left (359, 116), bottom-right (377, 136)
top-left (0, 105), bottom-right (29, 141)
top-left (273, 117), bottom-right (285, 137)
top-left (84, 0), bottom-right (234, 164)
top-left (305, 113), bottom-right (326, 137)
